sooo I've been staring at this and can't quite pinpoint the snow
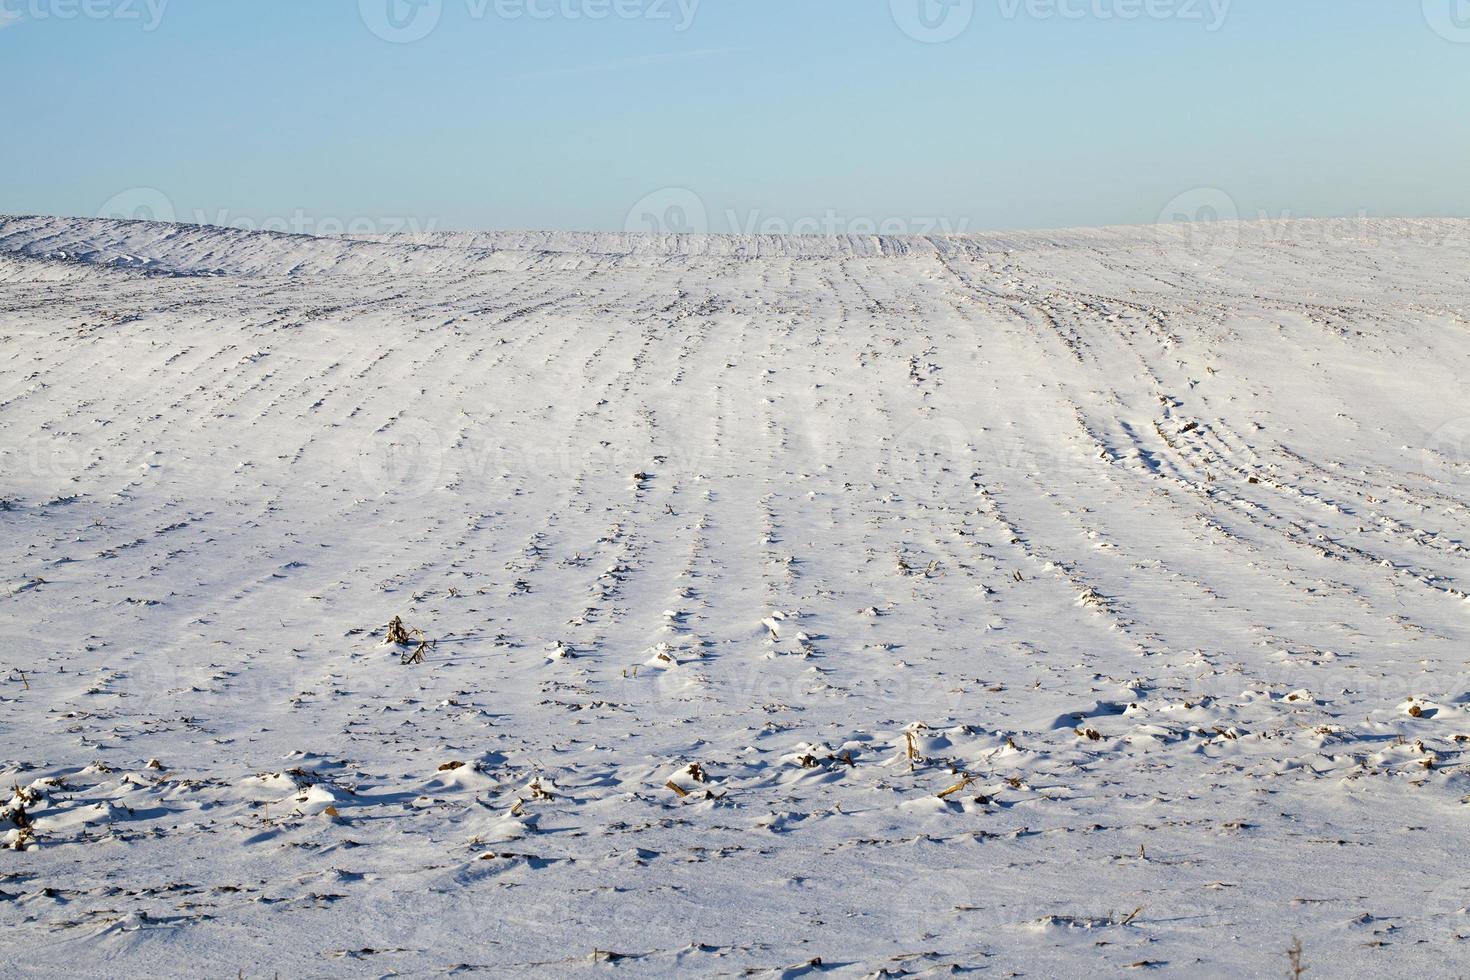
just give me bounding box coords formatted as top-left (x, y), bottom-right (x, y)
top-left (1, 213), bottom-right (1468, 975)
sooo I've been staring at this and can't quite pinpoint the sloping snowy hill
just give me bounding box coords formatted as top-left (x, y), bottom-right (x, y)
top-left (2, 215), bottom-right (1469, 976)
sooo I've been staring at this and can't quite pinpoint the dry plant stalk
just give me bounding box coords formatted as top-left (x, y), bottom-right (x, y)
top-left (385, 616), bottom-right (411, 645)
top-left (936, 775), bottom-right (973, 799)
top-left (1287, 937), bottom-right (1307, 979)
top-left (401, 638), bottom-right (434, 665)
top-left (7, 791), bottom-right (33, 850)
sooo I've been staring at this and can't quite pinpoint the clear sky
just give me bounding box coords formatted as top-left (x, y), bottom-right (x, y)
top-left (3, 0), bottom-right (1468, 234)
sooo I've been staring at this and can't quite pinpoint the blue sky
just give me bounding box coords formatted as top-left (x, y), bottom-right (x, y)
top-left (3, 0), bottom-right (1468, 233)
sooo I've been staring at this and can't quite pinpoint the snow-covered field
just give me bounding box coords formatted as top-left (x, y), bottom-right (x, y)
top-left (2, 214), bottom-right (1469, 977)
